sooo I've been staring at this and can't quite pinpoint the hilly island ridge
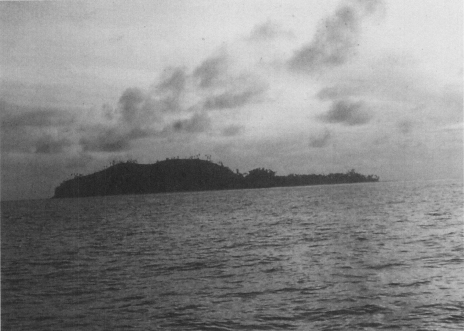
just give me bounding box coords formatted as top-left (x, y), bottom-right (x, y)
top-left (53, 158), bottom-right (379, 198)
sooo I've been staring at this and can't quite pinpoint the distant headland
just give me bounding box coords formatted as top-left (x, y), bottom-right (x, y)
top-left (53, 157), bottom-right (379, 198)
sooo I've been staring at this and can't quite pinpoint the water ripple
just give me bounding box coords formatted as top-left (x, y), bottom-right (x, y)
top-left (2, 180), bottom-right (463, 330)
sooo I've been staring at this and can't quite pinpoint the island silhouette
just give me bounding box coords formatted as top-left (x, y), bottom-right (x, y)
top-left (53, 157), bottom-right (379, 198)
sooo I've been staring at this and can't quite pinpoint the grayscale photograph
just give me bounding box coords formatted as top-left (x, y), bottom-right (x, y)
top-left (1, 0), bottom-right (463, 329)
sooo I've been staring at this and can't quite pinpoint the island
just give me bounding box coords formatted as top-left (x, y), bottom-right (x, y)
top-left (53, 157), bottom-right (379, 198)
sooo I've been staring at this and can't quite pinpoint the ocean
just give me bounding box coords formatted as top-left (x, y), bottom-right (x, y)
top-left (2, 180), bottom-right (463, 330)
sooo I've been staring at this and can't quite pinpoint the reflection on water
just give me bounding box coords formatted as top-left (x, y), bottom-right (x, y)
top-left (2, 180), bottom-right (463, 330)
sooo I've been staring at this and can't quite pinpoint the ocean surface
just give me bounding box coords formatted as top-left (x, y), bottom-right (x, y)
top-left (2, 180), bottom-right (463, 330)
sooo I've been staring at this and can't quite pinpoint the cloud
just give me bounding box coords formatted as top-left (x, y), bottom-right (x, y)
top-left (64, 152), bottom-right (94, 169)
top-left (79, 125), bottom-right (151, 152)
top-left (118, 87), bottom-right (149, 124)
top-left (35, 135), bottom-right (72, 154)
top-left (222, 125), bottom-right (244, 136)
top-left (204, 90), bottom-right (256, 110)
top-left (315, 54), bottom-right (463, 131)
top-left (288, 0), bottom-right (384, 73)
top-left (1, 100), bottom-right (76, 154)
top-left (79, 126), bottom-right (131, 152)
top-left (319, 99), bottom-right (372, 125)
top-left (203, 82), bottom-right (267, 110)
top-left (355, 0), bottom-right (385, 15)
top-left (158, 67), bottom-right (187, 93)
top-left (0, 100), bottom-right (74, 129)
top-left (2, 128), bottom-right (73, 154)
top-left (1, 43), bottom-right (268, 158)
top-left (155, 67), bottom-right (187, 112)
top-left (317, 85), bottom-right (356, 100)
top-left (76, 52), bottom-right (267, 155)
top-left (193, 52), bottom-right (268, 111)
top-left (193, 54), bottom-right (228, 88)
top-left (76, 58), bottom-right (262, 151)
top-left (77, 86), bottom-right (163, 152)
top-left (108, 68), bottom-right (189, 129)
top-left (171, 112), bottom-right (211, 133)
top-left (247, 21), bottom-right (294, 41)
top-left (79, 68), bottom-right (190, 153)
top-left (288, 6), bottom-right (358, 73)
top-left (316, 56), bottom-right (430, 107)
top-left (309, 129), bottom-right (331, 148)
top-left (397, 120), bottom-right (413, 134)
top-left (116, 68), bottom-right (190, 124)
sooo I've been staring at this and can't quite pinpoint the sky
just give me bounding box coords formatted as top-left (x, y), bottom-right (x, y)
top-left (1, 0), bottom-right (462, 201)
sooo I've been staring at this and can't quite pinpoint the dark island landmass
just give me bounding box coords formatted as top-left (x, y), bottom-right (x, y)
top-left (53, 157), bottom-right (379, 198)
